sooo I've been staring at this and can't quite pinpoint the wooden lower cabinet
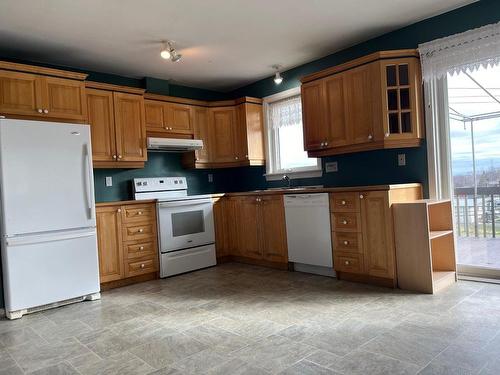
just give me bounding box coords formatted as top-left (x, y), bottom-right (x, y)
top-left (96, 202), bottom-right (159, 288)
top-left (214, 195), bottom-right (288, 268)
top-left (331, 184), bottom-right (422, 286)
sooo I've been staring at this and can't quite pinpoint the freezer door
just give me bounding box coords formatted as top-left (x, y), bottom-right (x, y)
top-left (2, 228), bottom-right (100, 312)
top-left (0, 119), bottom-right (95, 235)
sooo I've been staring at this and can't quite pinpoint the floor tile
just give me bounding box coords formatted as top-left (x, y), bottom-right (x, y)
top-left (27, 361), bottom-right (79, 375)
top-left (332, 349), bottom-right (420, 375)
top-left (279, 359), bottom-right (341, 374)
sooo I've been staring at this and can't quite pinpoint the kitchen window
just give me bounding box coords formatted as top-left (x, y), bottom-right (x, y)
top-left (263, 87), bottom-right (322, 180)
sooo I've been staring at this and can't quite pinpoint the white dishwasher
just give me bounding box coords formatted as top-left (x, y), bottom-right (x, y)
top-left (284, 193), bottom-right (336, 277)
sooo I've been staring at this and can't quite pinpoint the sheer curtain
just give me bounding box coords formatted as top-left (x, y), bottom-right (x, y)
top-left (419, 21), bottom-right (500, 199)
top-left (269, 95), bottom-right (302, 129)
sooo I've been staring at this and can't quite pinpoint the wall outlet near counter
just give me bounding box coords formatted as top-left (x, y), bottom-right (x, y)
top-left (208, 173), bottom-right (213, 183)
top-left (398, 154), bottom-right (406, 166)
top-left (325, 161), bottom-right (338, 173)
top-left (105, 176), bottom-right (113, 187)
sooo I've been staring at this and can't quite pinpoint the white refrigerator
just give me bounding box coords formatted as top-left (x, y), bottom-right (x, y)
top-left (0, 119), bottom-right (100, 319)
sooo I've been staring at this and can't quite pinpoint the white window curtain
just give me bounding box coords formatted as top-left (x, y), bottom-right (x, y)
top-left (269, 95), bottom-right (302, 129)
top-left (419, 21), bottom-right (500, 199)
top-left (419, 21), bottom-right (500, 82)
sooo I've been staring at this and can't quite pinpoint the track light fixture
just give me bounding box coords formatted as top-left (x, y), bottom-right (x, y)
top-left (160, 41), bottom-right (182, 63)
top-left (273, 65), bottom-right (283, 85)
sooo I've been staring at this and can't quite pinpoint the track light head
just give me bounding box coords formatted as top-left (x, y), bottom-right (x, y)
top-left (272, 65), bottom-right (283, 85)
top-left (160, 41), bottom-right (182, 62)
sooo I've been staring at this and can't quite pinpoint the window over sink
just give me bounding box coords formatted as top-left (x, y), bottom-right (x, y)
top-left (263, 87), bottom-right (322, 180)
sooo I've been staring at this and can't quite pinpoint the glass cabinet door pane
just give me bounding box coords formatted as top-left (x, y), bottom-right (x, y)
top-left (400, 88), bottom-right (410, 109)
top-left (401, 112), bottom-right (412, 133)
top-left (389, 113), bottom-right (399, 133)
top-left (399, 64), bottom-right (409, 85)
top-left (387, 90), bottom-right (398, 110)
top-left (386, 65), bottom-right (397, 86)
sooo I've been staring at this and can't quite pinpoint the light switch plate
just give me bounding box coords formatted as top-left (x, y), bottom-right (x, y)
top-left (105, 176), bottom-right (113, 187)
top-left (398, 154), bottom-right (406, 166)
top-left (325, 161), bottom-right (338, 173)
top-left (208, 173), bottom-right (213, 183)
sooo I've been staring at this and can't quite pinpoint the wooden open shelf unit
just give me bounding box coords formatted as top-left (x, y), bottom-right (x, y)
top-left (393, 199), bottom-right (457, 293)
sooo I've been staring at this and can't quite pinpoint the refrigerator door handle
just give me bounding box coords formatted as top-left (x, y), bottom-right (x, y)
top-left (6, 229), bottom-right (97, 246)
top-left (84, 143), bottom-right (95, 220)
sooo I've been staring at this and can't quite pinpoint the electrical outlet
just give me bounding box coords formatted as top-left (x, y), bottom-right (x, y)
top-left (325, 161), bottom-right (338, 173)
top-left (208, 173), bottom-right (213, 183)
top-left (105, 176), bottom-right (113, 187)
top-left (398, 154), bottom-right (406, 166)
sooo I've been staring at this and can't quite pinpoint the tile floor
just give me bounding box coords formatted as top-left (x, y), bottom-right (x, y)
top-left (1, 263), bottom-right (500, 374)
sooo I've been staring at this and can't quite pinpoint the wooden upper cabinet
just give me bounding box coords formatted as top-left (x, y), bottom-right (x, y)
top-left (236, 103), bottom-right (265, 164)
top-left (301, 80), bottom-right (328, 151)
top-left (0, 65), bottom-right (87, 121)
top-left (209, 107), bottom-right (238, 163)
top-left (260, 195), bottom-right (288, 263)
top-left (145, 99), bottom-right (193, 136)
top-left (86, 89), bottom-right (116, 162)
top-left (360, 191), bottom-right (395, 279)
top-left (193, 107), bottom-right (210, 163)
top-left (324, 74), bottom-right (348, 147)
top-left (380, 58), bottom-right (424, 142)
top-left (300, 50), bottom-right (423, 157)
top-left (42, 77), bottom-right (87, 121)
top-left (113, 92), bottom-right (146, 162)
top-left (96, 206), bottom-right (124, 283)
top-left (144, 100), bottom-right (167, 132)
top-left (0, 70), bottom-right (42, 116)
top-left (344, 65), bottom-right (376, 145)
top-left (167, 103), bottom-right (192, 134)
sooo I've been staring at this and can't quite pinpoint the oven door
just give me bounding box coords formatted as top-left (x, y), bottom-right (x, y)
top-left (157, 198), bottom-right (215, 253)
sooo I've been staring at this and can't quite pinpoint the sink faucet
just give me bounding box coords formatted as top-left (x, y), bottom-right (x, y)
top-left (282, 174), bottom-right (291, 188)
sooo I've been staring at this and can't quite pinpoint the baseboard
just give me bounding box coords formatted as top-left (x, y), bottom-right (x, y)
top-left (337, 271), bottom-right (396, 288)
top-left (100, 272), bottom-right (159, 291)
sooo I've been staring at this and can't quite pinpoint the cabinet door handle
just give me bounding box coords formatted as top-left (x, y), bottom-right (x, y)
top-left (343, 240), bottom-right (349, 245)
top-left (139, 246), bottom-right (144, 250)
top-left (385, 133), bottom-right (390, 138)
top-left (235, 156), bottom-right (239, 160)
top-left (117, 208), bottom-right (121, 213)
top-left (140, 263), bottom-right (145, 269)
top-left (368, 134), bottom-right (373, 140)
top-left (118, 155), bottom-right (122, 159)
top-left (43, 109), bottom-right (49, 114)
top-left (37, 108), bottom-right (43, 113)
top-left (359, 194), bottom-right (364, 199)
top-left (112, 155), bottom-right (117, 159)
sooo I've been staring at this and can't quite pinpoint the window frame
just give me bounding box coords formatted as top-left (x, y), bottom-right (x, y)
top-left (263, 87), bottom-right (322, 181)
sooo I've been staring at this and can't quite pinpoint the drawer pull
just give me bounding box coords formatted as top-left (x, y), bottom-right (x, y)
top-left (140, 263), bottom-right (145, 269)
top-left (43, 109), bottom-right (49, 114)
top-left (138, 228), bottom-right (144, 233)
top-left (359, 194), bottom-right (364, 199)
top-left (343, 240), bottom-right (349, 245)
top-left (117, 208), bottom-right (121, 213)
top-left (342, 220), bottom-right (348, 225)
top-left (138, 211), bottom-right (143, 215)
top-left (341, 200), bottom-right (346, 205)
top-left (37, 108), bottom-right (43, 113)
top-left (139, 246), bottom-right (144, 250)
top-left (344, 260), bottom-right (350, 265)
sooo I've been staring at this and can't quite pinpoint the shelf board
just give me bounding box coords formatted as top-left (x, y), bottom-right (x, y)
top-left (432, 271), bottom-right (456, 292)
top-left (430, 230), bottom-right (453, 240)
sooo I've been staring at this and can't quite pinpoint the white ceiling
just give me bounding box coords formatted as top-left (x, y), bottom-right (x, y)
top-left (0, 0), bottom-right (476, 92)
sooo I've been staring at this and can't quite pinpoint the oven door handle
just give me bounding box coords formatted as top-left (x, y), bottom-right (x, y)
top-left (158, 198), bottom-right (213, 208)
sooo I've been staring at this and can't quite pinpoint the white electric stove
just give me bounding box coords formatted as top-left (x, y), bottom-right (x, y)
top-left (134, 177), bottom-right (216, 277)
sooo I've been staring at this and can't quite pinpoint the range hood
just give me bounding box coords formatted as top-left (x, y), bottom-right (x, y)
top-left (147, 137), bottom-right (203, 152)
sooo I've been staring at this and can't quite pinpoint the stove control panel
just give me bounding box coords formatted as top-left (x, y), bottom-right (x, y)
top-left (133, 177), bottom-right (187, 193)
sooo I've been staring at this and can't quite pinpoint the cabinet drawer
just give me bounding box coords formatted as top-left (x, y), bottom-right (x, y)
top-left (122, 205), bottom-right (155, 223)
top-left (330, 193), bottom-right (360, 212)
top-left (331, 212), bottom-right (361, 232)
top-left (124, 240), bottom-right (157, 260)
top-left (333, 232), bottom-right (362, 253)
top-left (335, 253), bottom-right (363, 273)
top-left (125, 257), bottom-right (157, 277)
top-left (123, 223), bottom-right (156, 241)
